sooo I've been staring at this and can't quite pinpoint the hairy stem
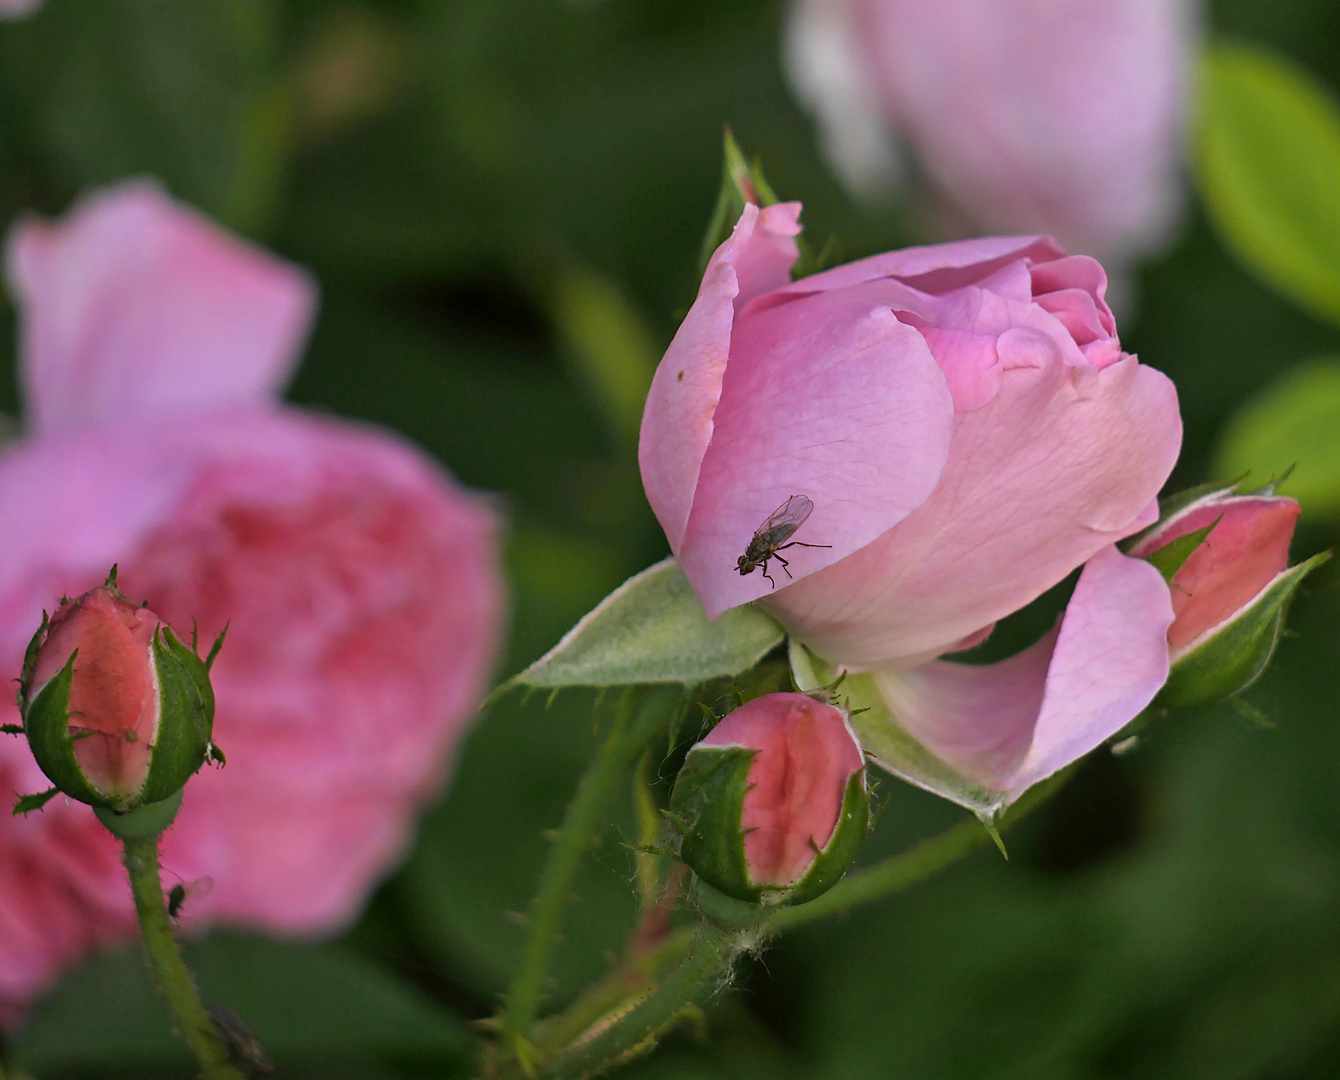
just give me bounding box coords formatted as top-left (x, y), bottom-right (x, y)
top-left (540, 926), bottom-right (737, 1079)
top-left (516, 767), bottom-right (1073, 1076)
top-left (121, 834), bottom-right (243, 1080)
top-left (501, 686), bottom-right (683, 1057)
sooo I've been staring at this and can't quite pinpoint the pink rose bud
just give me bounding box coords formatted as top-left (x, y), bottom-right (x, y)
top-left (17, 569), bottom-right (220, 812)
top-left (1129, 487), bottom-right (1327, 706)
top-left (669, 692), bottom-right (868, 905)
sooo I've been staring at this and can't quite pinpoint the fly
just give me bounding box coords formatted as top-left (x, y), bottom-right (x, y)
top-left (735, 494), bottom-right (831, 588)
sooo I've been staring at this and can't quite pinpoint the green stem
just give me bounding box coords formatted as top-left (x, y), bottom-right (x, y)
top-left (121, 834), bottom-right (244, 1080)
top-left (501, 686), bottom-right (683, 1055)
top-left (539, 927), bottom-right (737, 1080)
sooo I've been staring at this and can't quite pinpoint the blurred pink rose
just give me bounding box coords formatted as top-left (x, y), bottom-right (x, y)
top-left (639, 204), bottom-right (1180, 810)
top-left (0, 0), bottom-right (40, 20)
top-left (786, 0), bottom-right (1195, 268)
top-left (0, 181), bottom-right (503, 1024)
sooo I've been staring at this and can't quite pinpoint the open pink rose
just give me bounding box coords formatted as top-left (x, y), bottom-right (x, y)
top-left (0, 181), bottom-right (503, 1024)
top-left (785, 0), bottom-right (1194, 268)
top-left (640, 205), bottom-right (1181, 811)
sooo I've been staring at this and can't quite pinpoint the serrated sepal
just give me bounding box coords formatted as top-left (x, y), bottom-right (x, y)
top-left (138, 626), bottom-right (216, 805)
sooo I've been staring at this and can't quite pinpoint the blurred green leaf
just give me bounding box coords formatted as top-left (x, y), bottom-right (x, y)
top-left (506, 559), bottom-right (784, 692)
top-left (1214, 360), bottom-right (1340, 515)
top-left (400, 690), bottom-right (644, 1008)
top-left (0, 0), bottom-right (289, 234)
top-left (549, 266), bottom-right (659, 449)
top-left (1197, 42), bottom-right (1340, 327)
top-left (16, 935), bottom-right (474, 1077)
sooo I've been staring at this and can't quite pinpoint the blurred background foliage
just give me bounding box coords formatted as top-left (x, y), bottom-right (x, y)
top-left (1, 1), bottom-right (1339, 1077)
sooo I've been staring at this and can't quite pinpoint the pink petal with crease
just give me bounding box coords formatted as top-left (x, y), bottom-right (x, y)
top-left (767, 353), bottom-right (1180, 667)
top-left (679, 289), bottom-right (953, 616)
top-left (870, 545), bottom-right (1172, 805)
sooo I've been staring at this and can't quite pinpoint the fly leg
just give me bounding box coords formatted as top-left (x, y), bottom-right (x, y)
top-left (775, 552), bottom-right (793, 580)
top-left (776, 541), bottom-right (833, 551)
top-left (761, 561), bottom-right (777, 589)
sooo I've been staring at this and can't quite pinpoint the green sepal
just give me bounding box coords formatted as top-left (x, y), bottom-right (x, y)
top-left (670, 745), bottom-right (757, 902)
top-left (697, 129), bottom-right (780, 275)
top-left (1121, 480), bottom-right (1240, 553)
top-left (23, 649), bottom-right (108, 807)
top-left (669, 744), bottom-right (869, 907)
top-left (17, 612), bottom-right (48, 710)
top-left (204, 622), bottom-right (229, 673)
top-left (1, 725), bottom-right (24, 736)
top-left (139, 626), bottom-right (215, 805)
top-left (93, 788), bottom-right (184, 840)
top-left (785, 771), bottom-right (869, 906)
top-left (13, 788), bottom-right (59, 815)
top-left (1160, 550), bottom-right (1332, 707)
top-left (1146, 521), bottom-right (1218, 583)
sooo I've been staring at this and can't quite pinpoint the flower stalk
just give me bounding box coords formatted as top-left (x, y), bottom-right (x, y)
top-left (500, 686), bottom-right (684, 1066)
top-left (121, 831), bottom-right (243, 1080)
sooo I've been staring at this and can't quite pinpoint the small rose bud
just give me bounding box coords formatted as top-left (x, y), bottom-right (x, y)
top-left (16, 569), bottom-right (222, 812)
top-left (1130, 487), bottom-right (1329, 706)
top-left (669, 692), bottom-right (868, 906)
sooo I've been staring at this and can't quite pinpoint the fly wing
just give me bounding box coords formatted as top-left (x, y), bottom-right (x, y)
top-left (756, 494), bottom-right (813, 546)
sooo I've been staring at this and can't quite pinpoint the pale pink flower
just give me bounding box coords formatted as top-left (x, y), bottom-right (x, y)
top-left (639, 204), bottom-right (1181, 811)
top-left (0, 181), bottom-right (503, 1024)
top-left (786, 0), bottom-right (1195, 268)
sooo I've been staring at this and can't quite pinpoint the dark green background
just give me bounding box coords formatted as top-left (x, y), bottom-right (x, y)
top-left (2, 2), bottom-right (1338, 1077)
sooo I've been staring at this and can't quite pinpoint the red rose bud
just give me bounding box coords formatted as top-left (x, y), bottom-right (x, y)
top-left (1130, 486), bottom-right (1330, 706)
top-left (16, 570), bottom-right (222, 812)
top-left (669, 692), bottom-right (868, 905)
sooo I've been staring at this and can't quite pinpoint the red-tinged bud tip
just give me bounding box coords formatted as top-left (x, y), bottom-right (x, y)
top-left (18, 571), bottom-right (220, 813)
top-left (30, 585), bottom-right (160, 799)
top-left (671, 692), bottom-right (869, 905)
top-left (1134, 494), bottom-right (1300, 655)
top-left (703, 693), bottom-right (864, 886)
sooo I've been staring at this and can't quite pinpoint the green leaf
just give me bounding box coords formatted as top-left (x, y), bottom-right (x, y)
top-left (15, 936), bottom-right (474, 1077)
top-left (1214, 361), bottom-right (1340, 517)
top-left (1196, 42), bottom-right (1340, 327)
top-left (505, 558), bottom-right (784, 692)
top-left (0, 0), bottom-right (290, 233)
top-left (548, 265), bottom-right (659, 449)
top-left (1161, 551), bottom-right (1332, 708)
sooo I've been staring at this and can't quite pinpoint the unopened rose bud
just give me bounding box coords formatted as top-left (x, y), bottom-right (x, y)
top-left (16, 569), bottom-right (222, 813)
top-left (669, 692), bottom-right (868, 905)
top-left (1130, 487), bottom-right (1329, 706)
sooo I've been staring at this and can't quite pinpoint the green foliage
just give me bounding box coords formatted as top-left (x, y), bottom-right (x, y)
top-left (0, 0), bottom-right (289, 233)
top-left (1215, 360), bottom-right (1340, 516)
top-left (16, 936), bottom-right (474, 1078)
top-left (1197, 42), bottom-right (1340, 327)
